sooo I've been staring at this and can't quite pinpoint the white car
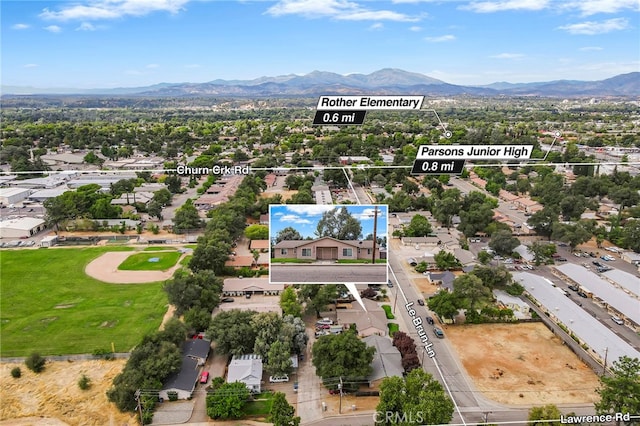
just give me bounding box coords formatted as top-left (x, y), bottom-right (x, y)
top-left (316, 318), bottom-right (333, 325)
top-left (269, 375), bottom-right (289, 383)
top-left (611, 316), bottom-right (624, 325)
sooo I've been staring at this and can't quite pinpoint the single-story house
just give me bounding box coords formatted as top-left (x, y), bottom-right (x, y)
top-left (453, 248), bottom-right (475, 266)
top-left (426, 271), bottom-right (456, 292)
top-left (159, 338), bottom-right (211, 400)
top-left (159, 356), bottom-right (200, 400)
top-left (273, 237), bottom-right (386, 261)
top-left (493, 290), bottom-right (530, 319)
top-left (337, 298), bottom-right (387, 337)
top-left (225, 254), bottom-right (269, 268)
top-left (222, 278), bottom-right (284, 297)
top-left (227, 354), bottom-right (263, 393)
top-left (249, 240), bottom-right (270, 252)
top-left (363, 335), bottom-right (404, 387)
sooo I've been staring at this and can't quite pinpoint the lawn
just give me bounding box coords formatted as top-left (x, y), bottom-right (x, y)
top-left (270, 258), bottom-right (314, 264)
top-left (381, 305), bottom-right (395, 319)
top-left (388, 323), bottom-right (399, 336)
top-left (336, 259), bottom-right (387, 264)
top-left (0, 247), bottom-right (168, 357)
top-left (117, 252), bottom-right (182, 271)
top-left (244, 391), bottom-right (274, 417)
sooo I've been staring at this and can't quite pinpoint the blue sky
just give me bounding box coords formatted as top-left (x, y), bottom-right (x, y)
top-left (270, 204), bottom-right (388, 240)
top-left (2, 0), bottom-right (638, 88)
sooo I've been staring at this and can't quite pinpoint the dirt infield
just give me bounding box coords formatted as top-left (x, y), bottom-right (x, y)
top-left (0, 360), bottom-right (136, 426)
top-left (445, 322), bottom-right (601, 405)
top-left (85, 251), bottom-right (185, 283)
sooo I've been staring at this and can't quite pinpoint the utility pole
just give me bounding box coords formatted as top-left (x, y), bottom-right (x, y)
top-left (602, 347), bottom-right (609, 376)
top-left (371, 205), bottom-right (378, 264)
top-left (338, 377), bottom-right (343, 414)
top-left (483, 411), bottom-right (491, 425)
top-left (134, 389), bottom-right (144, 425)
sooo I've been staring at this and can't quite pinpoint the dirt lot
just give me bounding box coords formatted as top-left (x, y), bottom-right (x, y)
top-left (0, 359), bottom-right (136, 426)
top-left (445, 322), bottom-right (601, 405)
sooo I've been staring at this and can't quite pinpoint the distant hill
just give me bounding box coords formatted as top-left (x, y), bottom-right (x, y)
top-left (2, 69), bottom-right (638, 97)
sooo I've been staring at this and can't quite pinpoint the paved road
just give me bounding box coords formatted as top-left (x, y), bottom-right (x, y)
top-left (297, 325), bottom-right (325, 424)
top-left (270, 264), bottom-right (387, 283)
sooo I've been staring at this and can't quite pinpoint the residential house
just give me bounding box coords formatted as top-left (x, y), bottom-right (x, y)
top-left (159, 339), bottom-right (211, 400)
top-left (272, 237), bottom-right (386, 261)
top-left (222, 278), bottom-right (284, 297)
top-left (227, 354), bottom-right (263, 393)
top-left (425, 271), bottom-right (456, 292)
top-left (249, 240), bottom-right (270, 252)
top-left (337, 298), bottom-right (387, 337)
top-left (363, 335), bottom-right (404, 388)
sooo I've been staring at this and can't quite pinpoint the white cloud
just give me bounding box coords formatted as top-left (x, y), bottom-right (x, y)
top-left (409, 25), bottom-right (422, 31)
top-left (565, 0), bottom-right (640, 16)
top-left (558, 18), bottom-right (628, 35)
top-left (146, 63), bottom-right (160, 69)
top-left (23, 63), bottom-right (39, 68)
top-left (369, 22), bottom-right (384, 30)
top-left (266, 0), bottom-right (419, 21)
top-left (579, 46), bottom-right (603, 51)
top-left (462, 0), bottom-right (550, 13)
top-left (425, 34), bottom-right (456, 42)
top-left (12, 23), bottom-right (30, 30)
top-left (490, 52), bottom-right (525, 59)
top-left (279, 214), bottom-right (313, 224)
top-left (76, 22), bottom-right (96, 31)
top-left (284, 205), bottom-right (336, 216)
top-left (40, 0), bottom-right (190, 21)
top-left (354, 208), bottom-right (385, 220)
top-left (44, 25), bottom-right (62, 33)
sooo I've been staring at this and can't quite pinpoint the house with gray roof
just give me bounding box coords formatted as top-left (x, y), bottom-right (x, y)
top-left (337, 298), bottom-right (387, 337)
top-left (363, 335), bottom-right (403, 387)
top-left (159, 356), bottom-right (200, 400)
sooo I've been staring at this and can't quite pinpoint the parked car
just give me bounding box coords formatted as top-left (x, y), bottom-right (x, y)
top-left (433, 327), bottom-right (444, 338)
top-left (221, 297), bottom-right (234, 303)
top-left (577, 291), bottom-right (588, 298)
top-left (245, 292), bottom-right (252, 299)
top-left (568, 285), bottom-right (579, 291)
top-left (269, 375), bottom-right (289, 383)
top-left (417, 299), bottom-right (425, 306)
top-left (592, 261), bottom-right (603, 267)
top-left (387, 279), bottom-right (394, 288)
top-left (426, 316), bottom-right (434, 325)
top-left (316, 318), bottom-right (333, 325)
top-left (611, 316), bottom-right (624, 325)
top-left (555, 257), bottom-right (568, 262)
top-left (200, 371), bottom-right (209, 384)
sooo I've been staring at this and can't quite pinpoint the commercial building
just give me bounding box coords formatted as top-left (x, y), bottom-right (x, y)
top-left (0, 217), bottom-right (46, 239)
top-left (0, 188), bottom-right (31, 205)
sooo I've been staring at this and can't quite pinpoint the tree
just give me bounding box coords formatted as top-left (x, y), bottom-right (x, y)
top-left (434, 250), bottom-right (461, 270)
top-left (275, 227), bottom-right (303, 243)
top-left (595, 356), bottom-right (640, 426)
top-left (528, 404), bottom-right (563, 426)
top-left (527, 242), bottom-right (556, 266)
top-left (280, 287), bottom-right (302, 317)
top-left (298, 284), bottom-right (339, 316)
top-left (147, 201), bottom-right (163, 220)
top-left (622, 220), bottom-right (640, 252)
top-left (184, 307), bottom-right (212, 332)
top-left (312, 330), bottom-right (375, 390)
top-left (551, 222), bottom-right (592, 250)
top-left (315, 207), bottom-right (362, 240)
top-left (78, 374), bottom-right (91, 390)
top-left (489, 230), bottom-right (520, 256)
top-left (265, 340), bottom-right (293, 377)
top-left (269, 392), bottom-right (300, 426)
top-left (206, 381), bottom-right (250, 419)
top-left (376, 369), bottom-right (454, 425)
top-left (173, 199), bottom-right (203, 233)
top-left (252, 312), bottom-right (283, 359)
top-left (453, 274), bottom-right (491, 311)
top-left (527, 206), bottom-right (559, 240)
top-left (152, 188), bottom-right (172, 206)
top-left (25, 352), bottom-right (46, 373)
top-left (163, 269), bottom-right (223, 315)
top-left (403, 214), bottom-right (432, 237)
top-left (207, 309), bottom-right (257, 356)
top-left (477, 250), bottom-right (493, 265)
top-left (427, 291), bottom-right (459, 321)
top-left (245, 224), bottom-right (269, 240)
top-left (281, 315), bottom-right (308, 355)
top-left (165, 174), bottom-right (182, 193)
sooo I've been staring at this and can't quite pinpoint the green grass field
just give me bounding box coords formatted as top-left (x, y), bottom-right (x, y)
top-left (117, 252), bottom-right (182, 271)
top-left (143, 246), bottom-right (177, 251)
top-left (0, 247), bottom-right (168, 357)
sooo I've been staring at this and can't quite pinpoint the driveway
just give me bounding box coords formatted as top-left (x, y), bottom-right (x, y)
top-left (295, 323), bottom-right (325, 424)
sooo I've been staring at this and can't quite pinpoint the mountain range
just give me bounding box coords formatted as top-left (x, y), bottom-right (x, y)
top-left (3, 68), bottom-right (639, 97)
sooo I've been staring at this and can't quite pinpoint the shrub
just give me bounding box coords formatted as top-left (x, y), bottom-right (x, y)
top-left (78, 374), bottom-right (91, 390)
top-left (167, 391), bottom-right (179, 401)
top-left (25, 352), bottom-right (46, 373)
top-left (10, 367), bottom-right (21, 378)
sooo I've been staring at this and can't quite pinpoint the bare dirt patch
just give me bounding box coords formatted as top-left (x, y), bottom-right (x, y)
top-left (323, 394), bottom-right (378, 415)
top-left (0, 359), bottom-right (136, 426)
top-left (445, 322), bottom-right (600, 405)
top-left (85, 251), bottom-right (184, 284)
top-left (262, 189), bottom-right (297, 202)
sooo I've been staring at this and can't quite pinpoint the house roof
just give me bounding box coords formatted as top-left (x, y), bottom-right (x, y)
top-left (273, 236), bottom-right (379, 249)
top-left (182, 339), bottom-right (210, 361)
top-left (362, 335), bottom-right (404, 382)
top-left (337, 298), bottom-right (387, 335)
top-left (250, 240), bottom-right (270, 250)
top-left (162, 356), bottom-right (199, 392)
top-left (223, 278), bottom-right (284, 292)
top-left (453, 248), bottom-right (475, 265)
top-left (227, 354), bottom-right (263, 385)
top-left (0, 217), bottom-right (45, 231)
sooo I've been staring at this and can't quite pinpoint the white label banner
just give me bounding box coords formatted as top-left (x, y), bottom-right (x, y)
top-left (317, 95), bottom-right (424, 110)
top-left (416, 144), bottom-right (534, 160)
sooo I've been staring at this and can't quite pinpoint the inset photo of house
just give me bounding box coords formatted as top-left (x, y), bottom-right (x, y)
top-left (269, 204), bottom-right (388, 284)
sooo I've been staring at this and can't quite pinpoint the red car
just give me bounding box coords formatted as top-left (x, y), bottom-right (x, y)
top-left (200, 371), bottom-right (209, 384)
